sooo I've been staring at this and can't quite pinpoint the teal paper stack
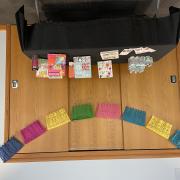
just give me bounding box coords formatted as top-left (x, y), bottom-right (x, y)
top-left (122, 106), bottom-right (146, 126)
top-left (170, 130), bottom-right (180, 148)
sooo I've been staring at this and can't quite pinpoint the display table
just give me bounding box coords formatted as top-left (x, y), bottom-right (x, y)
top-left (2, 26), bottom-right (180, 162)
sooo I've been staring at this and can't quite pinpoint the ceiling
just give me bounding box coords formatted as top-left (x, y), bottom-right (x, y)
top-left (0, 0), bottom-right (180, 24)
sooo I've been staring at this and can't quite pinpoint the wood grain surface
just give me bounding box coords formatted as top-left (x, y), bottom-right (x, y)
top-left (69, 65), bottom-right (124, 150)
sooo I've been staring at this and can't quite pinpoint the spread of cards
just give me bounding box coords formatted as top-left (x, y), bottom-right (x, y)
top-left (32, 47), bottom-right (156, 79)
top-left (1, 103), bottom-right (180, 163)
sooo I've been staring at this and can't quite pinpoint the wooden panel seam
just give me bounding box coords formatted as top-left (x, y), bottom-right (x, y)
top-left (119, 64), bottom-right (125, 149)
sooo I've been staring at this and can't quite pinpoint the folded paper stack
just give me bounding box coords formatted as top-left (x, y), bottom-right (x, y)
top-left (72, 104), bottom-right (94, 120)
top-left (96, 103), bottom-right (121, 119)
top-left (46, 108), bottom-right (71, 130)
top-left (20, 120), bottom-right (46, 144)
top-left (122, 106), bottom-right (146, 126)
top-left (146, 116), bottom-right (172, 139)
top-left (0, 137), bottom-right (24, 162)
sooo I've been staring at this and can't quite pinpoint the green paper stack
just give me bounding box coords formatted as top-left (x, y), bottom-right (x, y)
top-left (72, 104), bottom-right (94, 120)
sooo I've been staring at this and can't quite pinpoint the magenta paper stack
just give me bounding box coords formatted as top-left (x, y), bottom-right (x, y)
top-left (96, 103), bottom-right (121, 119)
top-left (20, 120), bottom-right (46, 144)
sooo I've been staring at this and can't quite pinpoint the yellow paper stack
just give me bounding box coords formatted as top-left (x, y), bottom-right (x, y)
top-left (46, 108), bottom-right (71, 130)
top-left (146, 116), bottom-right (172, 139)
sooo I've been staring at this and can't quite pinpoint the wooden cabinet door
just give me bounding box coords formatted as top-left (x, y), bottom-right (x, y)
top-left (10, 26), bottom-right (69, 153)
top-left (69, 65), bottom-right (124, 150)
top-left (120, 48), bottom-right (180, 149)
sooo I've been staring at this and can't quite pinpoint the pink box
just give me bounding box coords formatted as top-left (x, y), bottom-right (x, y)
top-left (20, 120), bottom-right (46, 144)
top-left (96, 103), bottom-right (121, 119)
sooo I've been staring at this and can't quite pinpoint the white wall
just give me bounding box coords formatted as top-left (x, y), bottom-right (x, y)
top-left (0, 158), bottom-right (179, 180)
top-left (0, 30), bottom-right (6, 146)
top-left (0, 30), bottom-right (180, 180)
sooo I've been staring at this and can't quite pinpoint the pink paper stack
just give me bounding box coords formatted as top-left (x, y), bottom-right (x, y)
top-left (96, 103), bottom-right (121, 119)
top-left (20, 120), bottom-right (46, 144)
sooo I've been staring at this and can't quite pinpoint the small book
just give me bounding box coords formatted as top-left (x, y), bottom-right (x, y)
top-left (72, 104), bottom-right (94, 120)
top-left (48, 54), bottom-right (66, 79)
top-left (36, 58), bottom-right (48, 78)
top-left (73, 56), bottom-right (92, 78)
top-left (97, 60), bottom-right (113, 78)
top-left (96, 103), bottom-right (121, 119)
top-left (146, 116), bottom-right (172, 139)
top-left (46, 108), bottom-right (71, 130)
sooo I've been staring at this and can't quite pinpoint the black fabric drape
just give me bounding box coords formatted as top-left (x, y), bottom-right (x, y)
top-left (16, 6), bottom-right (180, 64)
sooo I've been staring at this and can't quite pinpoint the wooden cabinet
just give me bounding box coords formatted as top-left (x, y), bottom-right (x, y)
top-left (4, 25), bottom-right (180, 162)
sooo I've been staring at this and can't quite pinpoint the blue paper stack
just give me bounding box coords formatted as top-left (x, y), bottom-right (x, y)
top-left (0, 137), bottom-right (24, 162)
top-left (122, 106), bottom-right (146, 126)
top-left (170, 130), bottom-right (180, 148)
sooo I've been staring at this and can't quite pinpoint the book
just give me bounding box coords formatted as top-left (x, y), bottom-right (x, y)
top-left (48, 54), bottom-right (66, 79)
top-left (73, 56), bottom-right (92, 78)
top-left (97, 60), bottom-right (113, 78)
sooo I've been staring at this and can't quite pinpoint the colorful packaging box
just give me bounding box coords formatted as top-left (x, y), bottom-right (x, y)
top-left (97, 60), bottom-right (113, 78)
top-left (48, 54), bottom-right (66, 79)
top-left (73, 56), bottom-right (92, 78)
top-left (36, 58), bottom-right (48, 78)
